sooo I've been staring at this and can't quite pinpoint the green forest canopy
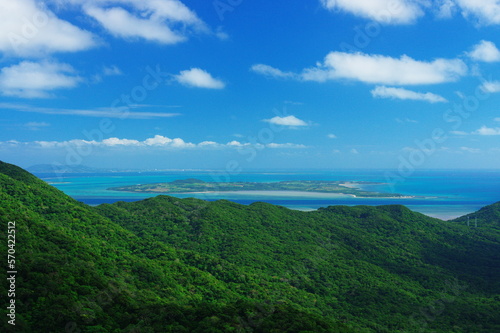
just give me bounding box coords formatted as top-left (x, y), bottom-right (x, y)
top-left (0, 161), bottom-right (499, 332)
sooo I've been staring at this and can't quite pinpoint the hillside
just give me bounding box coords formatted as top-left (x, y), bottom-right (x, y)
top-left (1, 161), bottom-right (499, 332)
top-left (452, 202), bottom-right (500, 231)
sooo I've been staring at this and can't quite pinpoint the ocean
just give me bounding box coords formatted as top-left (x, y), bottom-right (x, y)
top-left (36, 169), bottom-right (500, 220)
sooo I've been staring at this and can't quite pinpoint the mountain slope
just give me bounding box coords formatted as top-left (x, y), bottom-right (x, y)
top-left (1, 161), bottom-right (499, 332)
top-left (97, 197), bottom-right (500, 332)
top-left (452, 202), bottom-right (500, 231)
top-left (1, 161), bottom-right (343, 332)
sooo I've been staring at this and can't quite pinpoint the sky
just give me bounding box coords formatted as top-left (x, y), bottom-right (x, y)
top-left (1, 0), bottom-right (500, 171)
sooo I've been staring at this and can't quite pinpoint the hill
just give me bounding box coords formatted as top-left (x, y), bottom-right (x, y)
top-left (452, 202), bottom-right (500, 231)
top-left (1, 161), bottom-right (499, 332)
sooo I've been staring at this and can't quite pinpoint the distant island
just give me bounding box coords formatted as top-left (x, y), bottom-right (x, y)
top-left (108, 179), bottom-right (412, 198)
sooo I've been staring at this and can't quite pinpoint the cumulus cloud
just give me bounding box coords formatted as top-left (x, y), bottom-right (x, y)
top-left (102, 137), bottom-right (141, 146)
top-left (175, 68), bottom-right (225, 89)
top-left (456, 0), bottom-right (500, 25)
top-left (371, 86), bottom-right (448, 103)
top-left (83, 0), bottom-right (207, 44)
top-left (263, 115), bottom-right (308, 127)
top-left (319, 0), bottom-right (500, 25)
top-left (0, 60), bottom-right (81, 98)
top-left (436, 0), bottom-right (457, 19)
top-left (253, 52), bottom-right (467, 86)
top-left (5, 135), bottom-right (307, 150)
top-left (473, 125), bottom-right (500, 135)
top-left (0, 0), bottom-right (97, 57)
top-left (327, 133), bottom-right (337, 139)
top-left (144, 135), bottom-right (173, 146)
top-left (85, 6), bottom-right (184, 44)
top-left (468, 40), bottom-right (500, 62)
top-left (320, 0), bottom-right (424, 24)
top-left (480, 80), bottom-right (500, 93)
top-left (198, 141), bottom-right (219, 147)
top-left (301, 52), bottom-right (467, 85)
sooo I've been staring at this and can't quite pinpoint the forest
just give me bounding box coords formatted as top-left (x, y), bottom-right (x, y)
top-left (0, 160), bottom-right (499, 332)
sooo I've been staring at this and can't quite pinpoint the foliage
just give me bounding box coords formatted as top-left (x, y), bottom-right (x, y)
top-left (0, 161), bottom-right (499, 332)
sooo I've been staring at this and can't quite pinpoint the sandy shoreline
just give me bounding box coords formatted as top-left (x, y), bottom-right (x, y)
top-left (175, 190), bottom-right (414, 199)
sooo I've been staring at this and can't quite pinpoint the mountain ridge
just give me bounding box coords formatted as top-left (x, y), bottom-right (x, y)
top-left (1, 161), bottom-right (499, 332)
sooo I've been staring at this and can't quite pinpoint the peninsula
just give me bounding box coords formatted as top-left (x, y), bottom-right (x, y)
top-left (108, 178), bottom-right (410, 198)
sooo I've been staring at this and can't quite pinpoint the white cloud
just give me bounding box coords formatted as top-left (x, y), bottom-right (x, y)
top-left (198, 141), bottom-right (219, 147)
top-left (83, 0), bottom-right (207, 44)
top-left (460, 146), bottom-right (481, 153)
top-left (227, 140), bottom-right (243, 147)
top-left (266, 143), bottom-right (307, 149)
top-left (0, 0), bottom-right (97, 57)
top-left (3, 135), bottom-right (307, 151)
top-left (468, 40), bottom-right (500, 62)
top-left (103, 65), bottom-right (123, 76)
top-left (327, 133), bottom-right (337, 139)
top-left (436, 0), bottom-right (457, 18)
top-left (175, 68), bottom-right (225, 89)
top-left (102, 137), bottom-right (141, 146)
top-left (144, 135), bottom-right (172, 146)
top-left (24, 121), bottom-right (50, 130)
top-left (214, 26), bottom-right (229, 40)
top-left (350, 148), bottom-right (359, 154)
top-left (0, 61), bottom-right (81, 98)
top-left (371, 86), bottom-right (448, 103)
top-left (456, 0), bottom-right (500, 25)
top-left (170, 138), bottom-right (196, 148)
top-left (480, 80), bottom-right (500, 93)
top-left (396, 118), bottom-right (418, 123)
top-left (320, 0), bottom-right (424, 24)
top-left (263, 115), bottom-right (308, 127)
top-left (85, 5), bottom-right (184, 44)
top-left (301, 52), bottom-right (467, 85)
top-left (0, 102), bottom-right (181, 119)
top-left (473, 125), bottom-right (500, 135)
top-left (250, 64), bottom-right (297, 79)
top-left (495, 118), bottom-right (500, 122)
top-left (450, 130), bottom-right (468, 135)
top-left (254, 52), bottom-right (467, 86)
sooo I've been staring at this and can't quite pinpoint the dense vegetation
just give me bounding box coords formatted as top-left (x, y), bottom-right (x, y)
top-left (1, 161), bottom-right (499, 332)
top-left (108, 179), bottom-right (404, 198)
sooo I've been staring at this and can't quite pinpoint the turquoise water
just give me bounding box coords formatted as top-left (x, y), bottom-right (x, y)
top-left (37, 169), bottom-right (500, 220)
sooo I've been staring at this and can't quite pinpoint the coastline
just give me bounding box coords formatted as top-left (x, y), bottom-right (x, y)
top-left (166, 190), bottom-right (415, 199)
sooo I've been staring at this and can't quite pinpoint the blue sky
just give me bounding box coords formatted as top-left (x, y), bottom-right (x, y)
top-left (1, 0), bottom-right (500, 170)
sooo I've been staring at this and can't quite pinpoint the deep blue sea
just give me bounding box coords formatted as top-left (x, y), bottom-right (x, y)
top-left (36, 169), bottom-right (500, 220)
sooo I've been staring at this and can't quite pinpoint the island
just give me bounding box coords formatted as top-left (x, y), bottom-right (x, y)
top-left (108, 179), bottom-right (412, 198)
